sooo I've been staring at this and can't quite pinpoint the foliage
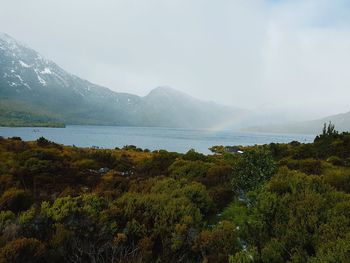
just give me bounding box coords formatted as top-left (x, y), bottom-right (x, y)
top-left (0, 128), bottom-right (349, 262)
top-left (226, 168), bottom-right (350, 262)
top-left (169, 159), bottom-right (213, 179)
top-left (0, 211), bottom-right (15, 231)
top-left (194, 220), bottom-right (239, 263)
top-left (0, 188), bottom-right (32, 213)
top-left (231, 148), bottom-right (276, 193)
top-left (279, 157), bottom-right (322, 175)
top-left (229, 248), bottom-right (258, 263)
top-left (0, 238), bottom-right (45, 263)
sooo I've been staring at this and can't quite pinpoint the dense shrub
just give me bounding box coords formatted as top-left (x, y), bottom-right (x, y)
top-left (0, 128), bottom-right (349, 262)
top-left (194, 221), bottom-right (239, 263)
top-left (280, 158), bottom-right (323, 175)
top-left (327, 156), bottom-right (343, 166)
top-left (231, 148), bottom-right (276, 193)
top-left (324, 168), bottom-right (350, 193)
top-left (0, 188), bottom-right (32, 213)
top-left (0, 238), bottom-right (45, 263)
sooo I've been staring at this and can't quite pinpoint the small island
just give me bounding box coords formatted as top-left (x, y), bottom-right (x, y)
top-left (0, 121), bottom-right (65, 128)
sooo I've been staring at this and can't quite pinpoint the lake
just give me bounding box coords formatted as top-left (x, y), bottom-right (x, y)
top-left (0, 125), bottom-right (315, 154)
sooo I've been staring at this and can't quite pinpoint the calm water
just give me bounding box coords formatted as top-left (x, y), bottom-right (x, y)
top-left (0, 125), bottom-right (315, 154)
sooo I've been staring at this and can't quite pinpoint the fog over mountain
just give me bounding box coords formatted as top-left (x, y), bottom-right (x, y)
top-left (2, 31), bottom-right (350, 132)
top-left (0, 33), bottom-right (244, 128)
top-left (246, 111), bottom-right (350, 134)
top-left (1, 0), bottom-right (350, 122)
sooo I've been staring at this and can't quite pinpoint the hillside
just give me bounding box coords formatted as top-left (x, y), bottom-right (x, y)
top-left (0, 33), bottom-right (241, 128)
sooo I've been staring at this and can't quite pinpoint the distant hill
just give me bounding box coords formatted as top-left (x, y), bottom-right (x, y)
top-left (245, 111), bottom-right (350, 134)
top-left (0, 33), bottom-right (242, 128)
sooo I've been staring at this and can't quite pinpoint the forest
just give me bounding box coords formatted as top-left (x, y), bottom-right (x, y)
top-left (0, 123), bottom-right (350, 262)
top-left (0, 99), bottom-right (65, 128)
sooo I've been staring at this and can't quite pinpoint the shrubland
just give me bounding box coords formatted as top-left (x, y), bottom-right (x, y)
top-left (0, 124), bottom-right (350, 262)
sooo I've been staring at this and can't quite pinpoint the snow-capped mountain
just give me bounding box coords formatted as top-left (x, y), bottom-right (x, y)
top-left (0, 33), bottom-right (242, 127)
top-left (0, 32), bottom-right (142, 125)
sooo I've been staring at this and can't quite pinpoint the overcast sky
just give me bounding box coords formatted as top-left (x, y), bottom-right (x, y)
top-left (1, 0), bottom-right (350, 119)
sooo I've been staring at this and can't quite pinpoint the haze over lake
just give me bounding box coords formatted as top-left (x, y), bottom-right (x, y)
top-left (0, 126), bottom-right (315, 154)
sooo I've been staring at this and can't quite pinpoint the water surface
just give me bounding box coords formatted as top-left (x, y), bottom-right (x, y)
top-left (0, 125), bottom-right (315, 154)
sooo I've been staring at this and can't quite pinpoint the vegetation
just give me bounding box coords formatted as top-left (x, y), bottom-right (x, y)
top-left (0, 100), bottom-right (65, 128)
top-left (0, 120), bottom-right (65, 128)
top-left (0, 124), bottom-right (350, 262)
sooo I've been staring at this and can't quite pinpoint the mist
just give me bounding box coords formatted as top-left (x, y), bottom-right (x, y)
top-left (1, 0), bottom-right (350, 120)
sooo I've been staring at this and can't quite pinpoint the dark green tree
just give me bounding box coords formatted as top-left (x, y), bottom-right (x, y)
top-left (231, 149), bottom-right (276, 194)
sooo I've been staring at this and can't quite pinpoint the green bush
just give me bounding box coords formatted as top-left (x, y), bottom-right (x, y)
top-left (231, 149), bottom-right (276, 192)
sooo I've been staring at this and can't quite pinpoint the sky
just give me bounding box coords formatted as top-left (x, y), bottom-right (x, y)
top-left (1, 0), bottom-right (350, 120)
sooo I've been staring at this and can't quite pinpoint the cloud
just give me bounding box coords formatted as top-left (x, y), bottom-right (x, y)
top-left (262, 0), bottom-right (350, 117)
top-left (0, 0), bottom-right (349, 119)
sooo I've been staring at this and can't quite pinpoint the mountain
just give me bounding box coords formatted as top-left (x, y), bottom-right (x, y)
top-left (245, 111), bottom-right (350, 134)
top-left (0, 33), bottom-right (242, 128)
top-left (140, 86), bottom-right (245, 128)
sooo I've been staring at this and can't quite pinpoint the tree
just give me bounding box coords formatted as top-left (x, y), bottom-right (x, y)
top-left (231, 149), bottom-right (276, 194)
top-left (315, 122), bottom-right (339, 142)
top-left (36, 136), bottom-right (51, 147)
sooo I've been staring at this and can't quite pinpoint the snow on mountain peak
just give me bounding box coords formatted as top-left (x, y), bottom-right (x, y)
top-left (19, 60), bottom-right (31, 68)
top-left (41, 67), bottom-right (52, 74)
